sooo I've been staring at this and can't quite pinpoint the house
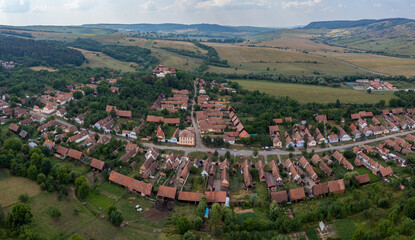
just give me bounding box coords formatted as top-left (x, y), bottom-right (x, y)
top-left (338, 127), bottom-right (351, 141)
top-left (178, 129), bottom-right (195, 146)
top-left (289, 187), bottom-right (305, 202)
top-left (392, 108), bottom-right (403, 115)
top-left (55, 145), bottom-right (69, 159)
top-left (179, 161), bottom-right (191, 183)
top-left (328, 133), bottom-right (339, 143)
top-left (328, 179), bottom-right (345, 194)
top-left (67, 149), bottom-right (83, 161)
top-left (204, 191), bottom-right (227, 204)
top-left (90, 158), bottom-right (105, 171)
top-left (355, 174), bottom-right (370, 185)
top-left (311, 154), bottom-right (321, 165)
top-left (312, 183), bottom-right (329, 197)
top-left (284, 132), bottom-right (295, 148)
top-left (201, 158), bottom-right (212, 177)
top-left (19, 118), bottom-right (33, 126)
top-left (94, 116), bottom-right (114, 133)
top-left (333, 151), bottom-right (354, 171)
top-left (75, 111), bottom-right (88, 125)
top-left (56, 108), bottom-right (67, 118)
top-left (315, 128), bottom-right (327, 144)
top-left (9, 123), bottom-right (19, 133)
top-left (43, 139), bottom-right (54, 150)
top-left (156, 125), bottom-right (165, 140)
top-left (153, 64), bottom-right (176, 78)
top-left (19, 130), bottom-right (28, 139)
top-left (315, 114), bottom-right (327, 123)
top-left (379, 166), bottom-right (394, 178)
top-left (157, 186), bottom-right (177, 200)
top-left (293, 130), bottom-right (304, 147)
top-left (270, 191), bottom-right (288, 205)
top-left (142, 162), bottom-right (158, 179)
top-left (241, 159), bottom-right (253, 189)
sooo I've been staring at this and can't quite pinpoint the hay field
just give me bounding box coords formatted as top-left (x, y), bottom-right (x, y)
top-left (151, 48), bottom-right (203, 71)
top-left (29, 66), bottom-right (58, 72)
top-left (0, 169), bottom-right (41, 206)
top-left (316, 51), bottom-right (415, 77)
top-left (71, 47), bottom-right (138, 72)
top-left (232, 79), bottom-right (394, 104)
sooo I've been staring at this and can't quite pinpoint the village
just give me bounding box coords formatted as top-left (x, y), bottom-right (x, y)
top-left (0, 64), bottom-right (413, 220)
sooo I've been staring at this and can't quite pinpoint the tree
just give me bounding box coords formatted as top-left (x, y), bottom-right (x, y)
top-left (107, 205), bottom-right (117, 217)
top-left (9, 202), bottom-right (33, 227)
top-left (26, 165), bottom-right (38, 181)
top-left (110, 209), bottom-right (124, 226)
top-left (0, 203), bottom-right (4, 223)
top-left (78, 182), bottom-right (90, 199)
top-left (47, 207), bottom-right (61, 218)
top-left (269, 201), bottom-right (282, 220)
top-left (272, 235), bottom-right (290, 240)
top-left (73, 91), bottom-right (83, 100)
top-left (249, 193), bottom-right (258, 206)
top-left (18, 193), bottom-right (29, 203)
top-left (193, 216), bottom-right (203, 231)
top-left (210, 203), bottom-right (222, 230)
top-left (404, 197), bottom-right (415, 219)
top-left (57, 165), bottom-right (70, 184)
top-left (4, 137), bottom-right (22, 151)
top-left (176, 216), bottom-right (192, 234)
top-left (400, 217), bottom-right (415, 236)
top-left (253, 149), bottom-right (258, 157)
top-left (183, 231), bottom-right (196, 240)
top-left (213, 149), bottom-right (218, 157)
top-left (68, 234), bottom-right (84, 240)
top-left (367, 89), bottom-right (372, 94)
top-left (196, 196), bottom-right (207, 217)
top-left (36, 173), bottom-right (46, 184)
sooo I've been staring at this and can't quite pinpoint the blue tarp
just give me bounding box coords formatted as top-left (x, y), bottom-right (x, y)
top-left (204, 208), bottom-right (209, 217)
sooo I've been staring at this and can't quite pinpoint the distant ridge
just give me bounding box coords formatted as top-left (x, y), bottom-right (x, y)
top-left (82, 23), bottom-right (274, 34)
top-left (303, 18), bottom-right (415, 29)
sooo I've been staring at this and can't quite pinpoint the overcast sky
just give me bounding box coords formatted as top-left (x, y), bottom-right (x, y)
top-left (0, 0), bottom-right (414, 27)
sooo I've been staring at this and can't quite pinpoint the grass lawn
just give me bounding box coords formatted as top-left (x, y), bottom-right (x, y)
top-left (0, 169), bottom-right (41, 206)
top-left (334, 218), bottom-right (355, 240)
top-left (114, 194), bottom-right (154, 221)
top-left (231, 80), bottom-right (394, 104)
top-left (87, 191), bottom-right (115, 212)
top-left (100, 182), bottom-right (129, 197)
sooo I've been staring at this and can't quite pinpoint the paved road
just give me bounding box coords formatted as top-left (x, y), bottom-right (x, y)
top-left (191, 80), bottom-right (204, 149)
top-left (32, 112), bottom-right (415, 158)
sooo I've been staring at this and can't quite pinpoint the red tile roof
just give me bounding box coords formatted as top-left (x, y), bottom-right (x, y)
top-left (178, 191), bottom-right (203, 202)
top-left (289, 187), bottom-right (305, 201)
top-left (355, 174), bottom-right (370, 184)
top-left (157, 185), bottom-right (177, 199)
top-left (90, 158), bottom-right (105, 171)
top-left (205, 191), bottom-right (227, 203)
top-left (270, 191), bottom-right (288, 204)
top-left (67, 149), bottom-right (83, 160)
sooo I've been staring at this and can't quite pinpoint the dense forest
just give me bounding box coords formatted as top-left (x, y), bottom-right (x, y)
top-left (0, 36), bottom-right (85, 68)
top-left (69, 38), bottom-right (159, 70)
top-left (0, 67), bottom-right (111, 97)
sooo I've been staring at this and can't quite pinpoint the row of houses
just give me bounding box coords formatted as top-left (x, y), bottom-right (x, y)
top-left (156, 125), bottom-right (196, 146)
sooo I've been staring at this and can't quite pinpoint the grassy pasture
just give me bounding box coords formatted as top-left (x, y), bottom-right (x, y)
top-left (71, 47), bottom-right (138, 72)
top-left (316, 51), bottom-right (415, 77)
top-left (0, 169), bottom-right (41, 206)
top-left (231, 79), bottom-right (394, 104)
top-left (151, 48), bottom-right (203, 71)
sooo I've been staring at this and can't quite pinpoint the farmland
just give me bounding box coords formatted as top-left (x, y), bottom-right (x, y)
top-left (231, 79), bottom-right (394, 104)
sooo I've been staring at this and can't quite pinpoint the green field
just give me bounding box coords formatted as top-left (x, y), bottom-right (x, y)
top-left (0, 169), bottom-right (41, 206)
top-left (334, 218), bottom-right (355, 240)
top-left (232, 79), bottom-right (395, 104)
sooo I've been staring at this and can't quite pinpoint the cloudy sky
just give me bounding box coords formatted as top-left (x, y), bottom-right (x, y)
top-left (0, 0), bottom-right (414, 27)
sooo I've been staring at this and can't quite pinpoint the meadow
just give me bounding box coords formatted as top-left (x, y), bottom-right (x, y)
top-left (71, 47), bottom-right (139, 72)
top-left (231, 79), bottom-right (395, 104)
top-left (0, 169), bottom-right (41, 207)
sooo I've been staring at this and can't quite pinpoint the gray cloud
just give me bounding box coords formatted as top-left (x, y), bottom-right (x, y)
top-left (0, 0), bottom-right (30, 13)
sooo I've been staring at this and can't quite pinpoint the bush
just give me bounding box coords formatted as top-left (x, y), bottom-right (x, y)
top-left (18, 193), bottom-right (29, 203)
top-left (176, 216), bottom-right (192, 234)
top-left (47, 207), bottom-right (61, 218)
top-left (110, 209), bottom-right (124, 226)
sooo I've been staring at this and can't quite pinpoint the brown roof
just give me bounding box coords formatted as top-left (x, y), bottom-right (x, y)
top-left (328, 179), bottom-right (345, 193)
top-left (355, 174), bottom-right (370, 184)
top-left (157, 185), bottom-right (177, 199)
top-left (205, 191), bottom-right (227, 203)
top-left (164, 118), bottom-right (180, 124)
top-left (289, 187), bottom-right (305, 201)
top-left (109, 171), bottom-right (152, 196)
top-left (315, 115), bottom-right (327, 123)
top-left (9, 123), bottom-right (19, 132)
top-left (270, 191), bottom-right (288, 203)
top-left (178, 191), bottom-right (203, 202)
top-left (116, 110), bottom-right (132, 118)
top-left (379, 166), bottom-right (394, 178)
top-left (90, 158), bottom-right (105, 171)
top-left (273, 118), bottom-right (283, 124)
top-left (312, 183), bottom-right (329, 196)
top-left (67, 149), bottom-right (83, 160)
top-left (55, 145), bottom-right (69, 156)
